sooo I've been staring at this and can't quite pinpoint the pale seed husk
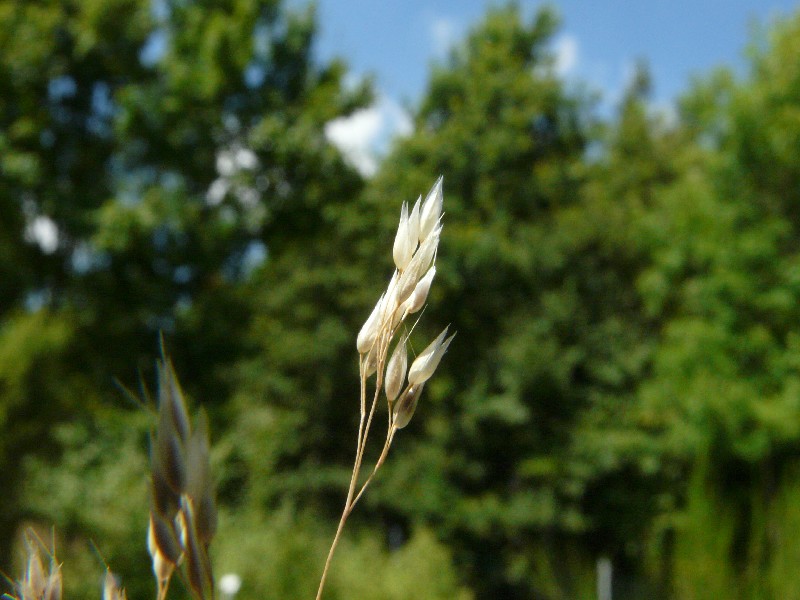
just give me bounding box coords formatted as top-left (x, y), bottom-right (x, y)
top-left (393, 383), bottom-right (424, 429)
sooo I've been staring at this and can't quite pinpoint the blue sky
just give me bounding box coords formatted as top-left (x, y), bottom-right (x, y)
top-left (314, 0), bottom-right (799, 174)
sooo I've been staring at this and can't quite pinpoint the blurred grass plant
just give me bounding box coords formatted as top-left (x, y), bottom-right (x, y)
top-left (4, 350), bottom-right (216, 600)
top-left (146, 353), bottom-right (217, 600)
top-left (4, 534), bottom-right (129, 600)
top-left (2, 531), bottom-right (63, 600)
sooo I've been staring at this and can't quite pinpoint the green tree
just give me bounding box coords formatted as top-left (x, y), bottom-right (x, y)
top-left (637, 11), bottom-right (800, 597)
top-left (0, 0), bottom-right (369, 576)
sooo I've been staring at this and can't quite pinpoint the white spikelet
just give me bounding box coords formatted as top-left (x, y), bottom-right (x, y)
top-left (404, 266), bottom-right (436, 316)
top-left (357, 293), bottom-right (385, 354)
top-left (408, 327), bottom-right (455, 385)
top-left (395, 224), bottom-right (441, 306)
top-left (393, 384), bottom-right (424, 429)
top-left (393, 202), bottom-right (414, 270)
top-left (385, 337), bottom-right (408, 402)
top-left (408, 196), bottom-right (421, 248)
top-left (419, 176), bottom-right (443, 242)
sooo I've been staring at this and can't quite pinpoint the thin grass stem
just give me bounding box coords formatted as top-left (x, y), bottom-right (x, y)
top-left (351, 426), bottom-right (397, 509)
top-left (317, 178), bottom-right (448, 600)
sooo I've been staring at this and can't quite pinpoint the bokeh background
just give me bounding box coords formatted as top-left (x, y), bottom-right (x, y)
top-left (3, 1), bottom-right (800, 598)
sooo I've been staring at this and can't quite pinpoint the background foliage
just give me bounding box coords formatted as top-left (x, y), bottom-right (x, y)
top-left (4, 1), bottom-right (800, 598)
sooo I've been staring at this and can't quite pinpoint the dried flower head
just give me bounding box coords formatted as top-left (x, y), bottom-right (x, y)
top-left (392, 383), bottom-right (424, 429)
top-left (419, 176), bottom-right (443, 242)
top-left (408, 326), bottom-right (455, 386)
top-left (318, 176), bottom-right (454, 600)
top-left (357, 293), bottom-right (385, 354)
top-left (385, 337), bottom-right (408, 402)
top-left (403, 266), bottom-right (436, 316)
top-left (393, 202), bottom-right (414, 270)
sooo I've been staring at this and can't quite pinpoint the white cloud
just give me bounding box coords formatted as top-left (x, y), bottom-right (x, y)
top-left (429, 16), bottom-right (458, 58)
top-left (553, 34), bottom-right (579, 76)
top-left (325, 95), bottom-right (412, 177)
top-left (325, 107), bottom-right (383, 176)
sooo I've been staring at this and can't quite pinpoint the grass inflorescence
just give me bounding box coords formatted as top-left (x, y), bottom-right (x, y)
top-left (315, 177), bottom-right (455, 600)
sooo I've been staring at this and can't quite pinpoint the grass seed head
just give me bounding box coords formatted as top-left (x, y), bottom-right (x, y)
top-left (185, 411), bottom-right (217, 545)
top-left (408, 327), bottom-right (455, 386)
top-left (147, 351), bottom-right (217, 600)
top-left (414, 222), bottom-right (441, 273)
top-left (357, 292), bottom-right (385, 354)
top-left (41, 567), bottom-right (61, 600)
top-left (181, 497), bottom-right (215, 600)
top-left (160, 359), bottom-right (191, 443)
top-left (155, 414), bottom-right (187, 495)
top-left (393, 201), bottom-right (414, 270)
top-left (408, 196), bottom-right (421, 245)
top-left (419, 176), bottom-right (443, 242)
top-left (393, 383), bottom-right (424, 429)
top-left (384, 337), bottom-right (408, 402)
top-left (20, 550), bottom-right (46, 600)
top-left (320, 177), bottom-right (451, 600)
top-left (403, 265), bottom-right (436, 316)
top-left (148, 512), bottom-right (182, 567)
top-left (364, 343), bottom-right (379, 377)
top-left (13, 534), bottom-right (62, 600)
